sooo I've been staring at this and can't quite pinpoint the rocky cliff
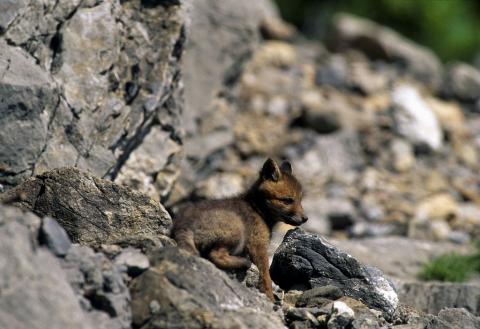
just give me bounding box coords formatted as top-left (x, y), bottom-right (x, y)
top-left (0, 0), bottom-right (184, 196)
top-left (1, 0), bottom-right (480, 328)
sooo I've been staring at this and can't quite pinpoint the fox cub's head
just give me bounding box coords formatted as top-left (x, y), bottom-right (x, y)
top-left (255, 158), bottom-right (308, 226)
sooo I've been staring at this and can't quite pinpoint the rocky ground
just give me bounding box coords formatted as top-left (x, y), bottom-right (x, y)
top-left (1, 0), bottom-right (480, 328)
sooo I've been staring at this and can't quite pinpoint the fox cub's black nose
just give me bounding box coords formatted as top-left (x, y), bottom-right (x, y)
top-left (301, 216), bottom-right (308, 223)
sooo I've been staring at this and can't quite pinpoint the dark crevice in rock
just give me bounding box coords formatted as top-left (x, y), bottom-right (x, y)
top-left (0, 58), bottom-right (11, 81)
top-left (107, 64), bottom-right (184, 180)
top-left (65, 0), bottom-right (86, 21)
top-left (124, 64), bottom-right (141, 104)
top-left (0, 167), bottom-right (29, 177)
top-left (172, 24), bottom-right (186, 61)
top-left (87, 293), bottom-right (118, 317)
top-left (131, 63), bottom-right (140, 79)
top-left (31, 175), bottom-right (47, 211)
top-left (105, 113), bottom-right (155, 180)
top-left (62, 121), bottom-right (86, 167)
top-left (125, 81), bottom-right (140, 105)
top-left (31, 94), bottom-right (62, 175)
top-left (63, 97), bottom-right (81, 120)
top-left (157, 92), bottom-right (183, 145)
top-left (51, 0), bottom-right (61, 12)
top-left (222, 50), bottom-right (254, 88)
top-left (4, 37), bottom-right (18, 48)
top-left (141, 0), bottom-right (181, 9)
top-left (108, 129), bottom-right (129, 153)
top-left (49, 31), bottom-right (63, 74)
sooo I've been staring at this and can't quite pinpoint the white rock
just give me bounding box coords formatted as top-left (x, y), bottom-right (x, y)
top-left (114, 248), bottom-right (150, 276)
top-left (391, 85), bottom-right (443, 151)
top-left (332, 301), bottom-right (355, 317)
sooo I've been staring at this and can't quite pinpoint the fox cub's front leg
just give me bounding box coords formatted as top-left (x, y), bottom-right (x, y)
top-left (248, 242), bottom-right (274, 301)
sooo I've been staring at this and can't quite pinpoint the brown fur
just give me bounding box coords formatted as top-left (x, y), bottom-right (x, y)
top-left (172, 158), bottom-right (308, 301)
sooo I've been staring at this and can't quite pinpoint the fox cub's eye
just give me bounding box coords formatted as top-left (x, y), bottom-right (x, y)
top-left (280, 197), bottom-right (295, 205)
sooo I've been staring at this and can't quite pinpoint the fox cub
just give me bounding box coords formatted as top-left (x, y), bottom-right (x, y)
top-left (172, 158), bottom-right (308, 301)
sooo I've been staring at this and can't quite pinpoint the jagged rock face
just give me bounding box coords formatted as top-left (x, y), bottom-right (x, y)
top-left (0, 205), bottom-right (92, 329)
top-left (130, 247), bottom-right (286, 329)
top-left (0, 167), bottom-right (173, 249)
top-left (0, 0), bottom-right (184, 193)
top-left (61, 244), bottom-right (132, 329)
top-left (398, 282), bottom-right (480, 316)
top-left (271, 229), bottom-right (398, 317)
top-left (0, 204), bottom-right (134, 329)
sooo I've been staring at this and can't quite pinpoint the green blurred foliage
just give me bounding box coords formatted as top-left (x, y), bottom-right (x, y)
top-left (418, 253), bottom-right (475, 282)
top-left (275, 0), bottom-right (480, 62)
top-left (418, 243), bottom-right (480, 282)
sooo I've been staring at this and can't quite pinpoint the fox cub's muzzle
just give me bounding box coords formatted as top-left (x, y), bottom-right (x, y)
top-left (283, 214), bottom-right (308, 226)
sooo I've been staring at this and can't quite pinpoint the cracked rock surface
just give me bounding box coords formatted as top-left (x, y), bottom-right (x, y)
top-left (0, 204), bottom-right (135, 329)
top-left (0, 0), bottom-right (184, 194)
top-left (61, 244), bottom-right (132, 329)
top-left (130, 247), bottom-right (286, 329)
top-left (0, 167), bottom-right (173, 249)
top-left (0, 204), bottom-right (92, 329)
top-left (271, 228), bottom-right (399, 317)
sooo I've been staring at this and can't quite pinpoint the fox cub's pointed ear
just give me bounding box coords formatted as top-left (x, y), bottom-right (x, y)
top-left (261, 158), bottom-right (281, 182)
top-left (280, 161), bottom-right (292, 174)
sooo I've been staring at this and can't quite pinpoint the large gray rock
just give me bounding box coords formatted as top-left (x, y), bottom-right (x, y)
top-left (182, 0), bottom-right (276, 135)
top-left (0, 204), bottom-right (133, 329)
top-left (0, 40), bottom-right (58, 186)
top-left (130, 247), bottom-right (286, 329)
top-left (398, 282), bottom-right (480, 316)
top-left (0, 0), bottom-right (184, 192)
top-left (331, 13), bottom-right (443, 90)
top-left (40, 216), bottom-right (72, 257)
top-left (433, 308), bottom-right (480, 329)
top-left (271, 229), bottom-right (398, 316)
top-left (392, 305), bottom-right (480, 329)
top-left (0, 205), bottom-right (93, 329)
top-left (444, 62), bottom-right (480, 102)
top-left (0, 167), bottom-right (173, 248)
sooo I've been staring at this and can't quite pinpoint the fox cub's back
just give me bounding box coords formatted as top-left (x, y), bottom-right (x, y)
top-left (172, 198), bottom-right (253, 255)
